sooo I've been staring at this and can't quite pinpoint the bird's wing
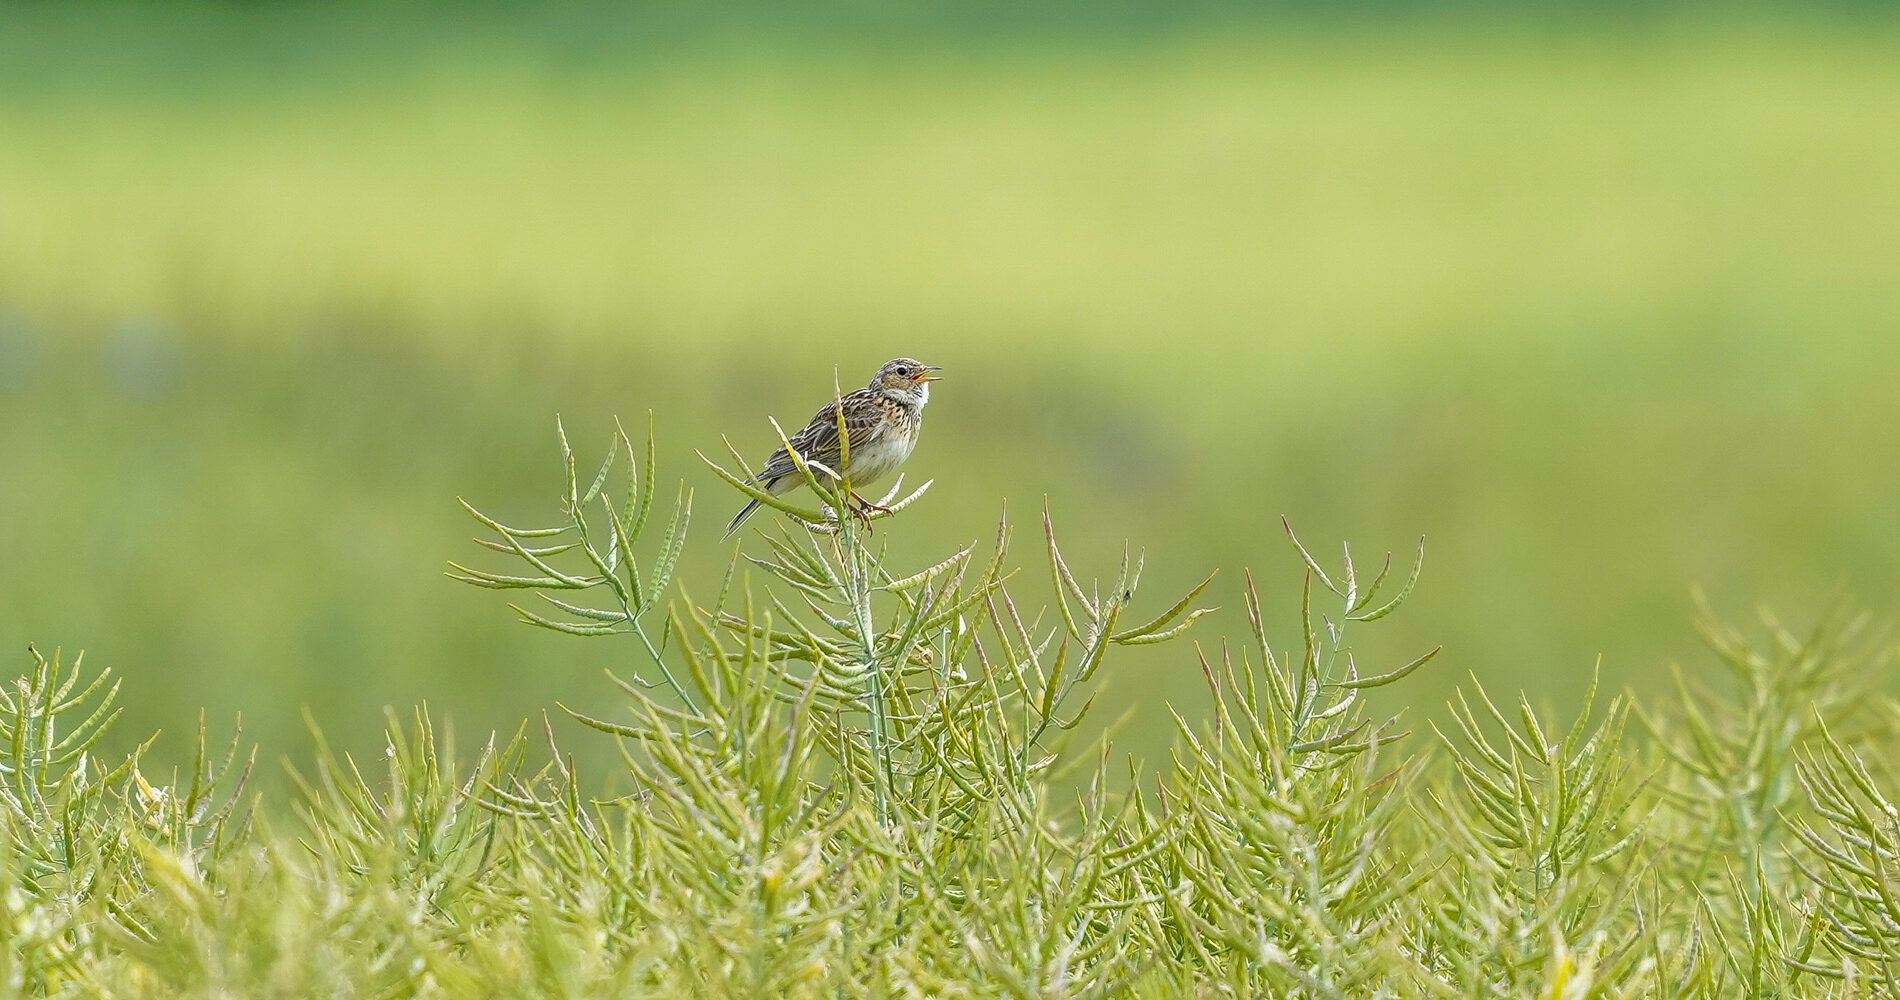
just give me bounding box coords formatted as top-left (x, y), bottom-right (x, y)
top-left (755, 389), bottom-right (884, 481)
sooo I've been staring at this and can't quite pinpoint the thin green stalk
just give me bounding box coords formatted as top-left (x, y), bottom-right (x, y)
top-left (836, 507), bottom-right (894, 827)
top-left (629, 617), bottom-right (694, 716)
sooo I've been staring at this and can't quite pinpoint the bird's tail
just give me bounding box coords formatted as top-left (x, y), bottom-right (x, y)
top-left (723, 498), bottom-right (762, 540)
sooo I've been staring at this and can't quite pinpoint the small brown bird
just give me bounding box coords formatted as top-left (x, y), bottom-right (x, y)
top-left (724, 358), bottom-right (941, 538)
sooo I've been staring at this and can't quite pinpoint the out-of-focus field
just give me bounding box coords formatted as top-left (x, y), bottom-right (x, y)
top-left (3, 6), bottom-right (1898, 774)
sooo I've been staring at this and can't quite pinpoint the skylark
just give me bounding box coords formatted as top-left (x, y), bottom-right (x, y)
top-left (724, 358), bottom-right (942, 538)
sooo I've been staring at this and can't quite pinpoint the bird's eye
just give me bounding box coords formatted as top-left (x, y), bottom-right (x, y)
top-left (895, 366), bottom-right (912, 376)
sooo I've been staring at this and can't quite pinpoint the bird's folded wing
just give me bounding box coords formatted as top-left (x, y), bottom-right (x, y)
top-left (757, 390), bottom-right (884, 481)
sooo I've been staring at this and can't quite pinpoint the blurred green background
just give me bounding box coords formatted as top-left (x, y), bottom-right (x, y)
top-left (3, 3), bottom-right (1898, 779)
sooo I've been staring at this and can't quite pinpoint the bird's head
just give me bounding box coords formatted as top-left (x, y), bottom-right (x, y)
top-left (870, 358), bottom-right (941, 403)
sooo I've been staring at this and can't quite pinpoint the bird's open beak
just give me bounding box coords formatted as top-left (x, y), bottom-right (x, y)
top-left (915, 366), bottom-right (943, 382)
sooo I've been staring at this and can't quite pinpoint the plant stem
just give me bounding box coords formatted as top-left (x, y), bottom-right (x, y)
top-left (836, 496), bottom-right (893, 826)
top-left (629, 618), bottom-right (696, 715)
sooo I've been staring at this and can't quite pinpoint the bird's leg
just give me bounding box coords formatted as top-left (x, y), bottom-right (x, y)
top-left (831, 492), bottom-right (870, 531)
top-left (850, 490), bottom-right (892, 514)
top-left (838, 489), bottom-right (884, 533)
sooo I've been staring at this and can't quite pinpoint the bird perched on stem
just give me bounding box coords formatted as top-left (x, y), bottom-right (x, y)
top-left (724, 358), bottom-right (941, 538)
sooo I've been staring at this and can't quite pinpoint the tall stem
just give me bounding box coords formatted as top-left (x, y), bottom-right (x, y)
top-left (837, 499), bottom-right (893, 826)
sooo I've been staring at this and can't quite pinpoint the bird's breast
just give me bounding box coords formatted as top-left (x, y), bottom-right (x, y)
top-left (845, 407), bottom-right (921, 485)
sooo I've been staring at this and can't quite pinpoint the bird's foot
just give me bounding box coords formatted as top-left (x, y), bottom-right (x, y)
top-left (844, 490), bottom-right (889, 532)
top-left (850, 490), bottom-right (893, 515)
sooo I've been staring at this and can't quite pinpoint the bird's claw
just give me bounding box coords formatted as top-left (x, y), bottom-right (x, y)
top-left (846, 490), bottom-right (891, 531)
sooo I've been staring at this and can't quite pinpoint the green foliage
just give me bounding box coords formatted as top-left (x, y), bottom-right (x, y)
top-left (8, 12), bottom-right (1900, 773)
top-left (3, 418), bottom-right (1899, 997)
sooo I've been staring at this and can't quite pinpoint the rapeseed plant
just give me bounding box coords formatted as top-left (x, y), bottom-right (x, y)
top-left (2, 415), bottom-right (1894, 998)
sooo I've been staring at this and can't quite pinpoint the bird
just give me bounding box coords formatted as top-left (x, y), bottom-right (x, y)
top-left (724, 358), bottom-right (941, 538)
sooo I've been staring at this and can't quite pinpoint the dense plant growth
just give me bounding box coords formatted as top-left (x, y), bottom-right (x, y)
top-left (5, 418), bottom-right (1897, 998)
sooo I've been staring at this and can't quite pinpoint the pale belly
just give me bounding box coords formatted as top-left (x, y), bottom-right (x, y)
top-left (845, 430), bottom-right (916, 487)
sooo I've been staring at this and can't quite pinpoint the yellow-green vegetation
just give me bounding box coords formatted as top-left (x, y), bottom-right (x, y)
top-left (7, 420), bottom-right (1900, 997)
top-left (6, 21), bottom-right (1900, 996)
top-left (5, 8), bottom-right (1900, 777)
top-left (5, 6), bottom-right (1900, 773)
